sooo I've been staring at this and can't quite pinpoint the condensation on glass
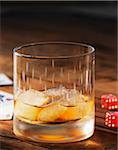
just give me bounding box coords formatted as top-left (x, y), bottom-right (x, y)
top-left (13, 42), bottom-right (95, 143)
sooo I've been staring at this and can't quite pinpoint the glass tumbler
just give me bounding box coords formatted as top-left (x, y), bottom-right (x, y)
top-left (13, 42), bottom-right (95, 143)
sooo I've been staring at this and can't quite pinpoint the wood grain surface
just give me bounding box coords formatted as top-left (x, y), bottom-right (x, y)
top-left (0, 2), bottom-right (117, 150)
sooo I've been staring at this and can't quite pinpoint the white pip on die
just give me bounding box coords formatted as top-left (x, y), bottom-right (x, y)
top-left (105, 111), bottom-right (118, 128)
top-left (0, 90), bottom-right (14, 120)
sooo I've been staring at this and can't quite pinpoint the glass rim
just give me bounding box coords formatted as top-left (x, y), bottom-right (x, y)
top-left (13, 41), bottom-right (95, 59)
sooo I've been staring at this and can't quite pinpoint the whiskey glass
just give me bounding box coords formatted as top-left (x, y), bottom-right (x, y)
top-left (13, 42), bottom-right (95, 143)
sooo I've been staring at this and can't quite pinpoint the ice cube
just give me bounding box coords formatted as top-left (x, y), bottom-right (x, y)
top-left (59, 105), bottom-right (83, 121)
top-left (44, 86), bottom-right (68, 104)
top-left (37, 102), bottom-right (67, 122)
top-left (60, 99), bottom-right (94, 121)
top-left (61, 89), bottom-right (80, 106)
top-left (44, 86), bottom-right (67, 97)
top-left (80, 94), bottom-right (90, 102)
top-left (17, 89), bottom-right (49, 107)
top-left (15, 100), bottom-right (41, 121)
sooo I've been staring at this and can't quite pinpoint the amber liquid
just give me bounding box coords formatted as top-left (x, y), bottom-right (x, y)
top-left (13, 89), bottom-right (95, 143)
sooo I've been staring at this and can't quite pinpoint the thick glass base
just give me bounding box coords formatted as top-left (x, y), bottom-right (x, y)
top-left (13, 115), bottom-right (94, 143)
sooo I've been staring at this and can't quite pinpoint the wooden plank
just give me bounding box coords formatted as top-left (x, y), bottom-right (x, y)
top-left (0, 120), bottom-right (117, 150)
top-left (0, 136), bottom-right (48, 150)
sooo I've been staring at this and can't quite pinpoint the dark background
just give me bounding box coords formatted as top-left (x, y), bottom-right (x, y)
top-left (0, 1), bottom-right (117, 79)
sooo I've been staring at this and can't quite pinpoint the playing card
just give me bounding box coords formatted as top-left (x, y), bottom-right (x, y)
top-left (0, 90), bottom-right (14, 120)
top-left (0, 73), bottom-right (13, 86)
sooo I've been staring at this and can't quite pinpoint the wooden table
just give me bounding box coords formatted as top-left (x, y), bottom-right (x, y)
top-left (0, 120), bottom-right (117, 150)
top-left (0, 3), bottom-right (117, 150)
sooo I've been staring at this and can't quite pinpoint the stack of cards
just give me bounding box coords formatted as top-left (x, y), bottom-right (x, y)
top-left (0, 73), bottom-right (13, 86)
top-left (0, 90), bottom-right (14, 120)
top-left (0, 73), bottom-right (13, 120)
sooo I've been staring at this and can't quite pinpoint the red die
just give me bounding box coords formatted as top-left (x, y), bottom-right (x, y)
top-left (105, 111), bottom-right (118, 128)
top-left (101, 94), bottom-right (118, 110)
